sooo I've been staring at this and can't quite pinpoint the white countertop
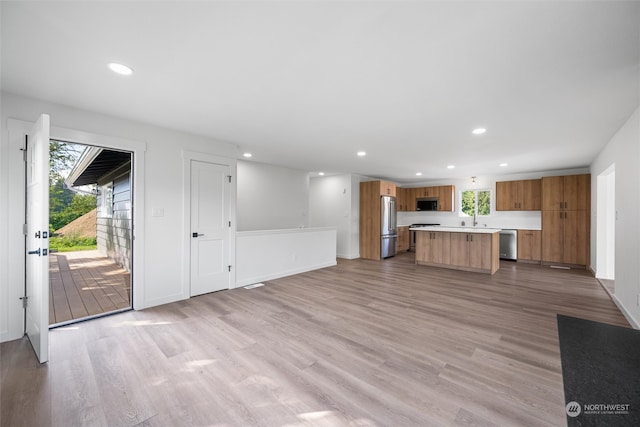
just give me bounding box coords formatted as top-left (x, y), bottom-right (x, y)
top-left (410, 226), bottom-right (502, 234)
top-left (401, 225), bottom-right (541, 231)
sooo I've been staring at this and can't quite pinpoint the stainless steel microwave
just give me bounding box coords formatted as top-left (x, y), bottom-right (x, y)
top-left (416, 198), bottom-right (438, 211)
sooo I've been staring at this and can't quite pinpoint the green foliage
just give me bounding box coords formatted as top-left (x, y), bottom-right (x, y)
top-left (461, 190), bottom-right (475, 216)
top-left (478, 190), bottom-right (491, 215)
top-left (49, 140), bottom-right (84, 184)
top-left (49, 233), bottom-right (97, 252)
top-left (461, 190), bottom-right (491, 216)
top-left (50, 179), bottom-right (75, 214)
top-left (49, 141), bottom-right (96, 232)
top-left (50, 193), bottom-right (96, 232)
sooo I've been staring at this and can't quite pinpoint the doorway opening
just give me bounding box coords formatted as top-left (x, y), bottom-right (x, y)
top-left (596, 164), bottom-right (615, 295)
top-left (48, 140), bottom-right (133, 326)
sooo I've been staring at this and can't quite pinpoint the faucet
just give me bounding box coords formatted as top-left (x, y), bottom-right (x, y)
top-left (473, 212), bottom-right (478, 227)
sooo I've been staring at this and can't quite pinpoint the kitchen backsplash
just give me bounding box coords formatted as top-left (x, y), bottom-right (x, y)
top-left (398, 210), bottom-right (542, 230)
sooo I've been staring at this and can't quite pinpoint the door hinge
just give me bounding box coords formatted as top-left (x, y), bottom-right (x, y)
top-left (227, 175), bottom-right (232, 183)
top-left (228, 221), bottom-right (231, 227)
top-left (20, 296), bottom-right (28, 309)
top-left (228, 265), bottom-right (232, 272)
top-left (22, 224), bottom-right (28, 235)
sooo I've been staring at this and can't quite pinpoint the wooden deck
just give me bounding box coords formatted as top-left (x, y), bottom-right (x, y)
top-left (49, 250), bottom-right (131, 325)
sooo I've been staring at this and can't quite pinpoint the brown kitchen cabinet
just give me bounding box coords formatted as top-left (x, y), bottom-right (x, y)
top-left (406, 185), bottom-right (455, 212)
top-left (542, 210), bottom-right (589, 266)
top-left (517, 229), bottom-right (541, 263)
top-left (380, 180), bottom-right (396, 197)
top-left (541, 174), bottom-right (589, 211)
top-left (450, 232), bottom-right (493, 271)
top-left (541, 174), bottom-right (590, 267)
top-left (416, 231), bottom-right (451, 265)
top-left (415, 186), bottom-right (438, 198)
top-left (415, 230), bottom-right (500, 274)
top-left (397, 226), bottom-right (410, 252)
top-left (359, 180), bottom-right (397, 260)
top-left (397, 188), bottom-right (415, 211)
top-left (496, 179), bottom-right (541, 211)
top-left (437, 185), bottom-right (455, 211)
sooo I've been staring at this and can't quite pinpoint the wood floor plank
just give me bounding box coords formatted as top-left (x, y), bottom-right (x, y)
top-left (3, 253), bottom-right (631, 426)
top-left (48, 251), bottom-right (131, 325)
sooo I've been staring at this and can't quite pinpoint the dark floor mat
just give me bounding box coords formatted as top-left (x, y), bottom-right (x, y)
top-left (558, 314), bottom-right (640, 426)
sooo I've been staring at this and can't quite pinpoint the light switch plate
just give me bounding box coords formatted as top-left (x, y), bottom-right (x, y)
top-left (152, 208), bottom-right (164, 217)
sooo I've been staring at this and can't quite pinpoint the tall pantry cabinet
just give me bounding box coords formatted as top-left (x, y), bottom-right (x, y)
top-left (541, 174), bottom-right (590, 266)
top-left (360, 180), bottom-right (396, 260)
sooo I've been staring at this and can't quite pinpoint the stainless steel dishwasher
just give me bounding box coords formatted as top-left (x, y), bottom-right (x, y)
top-left (499, 229), bottom-right (517, 260)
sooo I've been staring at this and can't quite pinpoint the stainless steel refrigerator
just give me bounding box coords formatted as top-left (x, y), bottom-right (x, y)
top-left (380, 195), bottom-right (397, 258)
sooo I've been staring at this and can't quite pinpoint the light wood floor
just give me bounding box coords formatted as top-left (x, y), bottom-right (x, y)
top-left (49, 251), bottom-right (131, 325)
top-left (2, 253), bottom-right (629, 426)
top-left (598, 278), bottom-right (615, 295)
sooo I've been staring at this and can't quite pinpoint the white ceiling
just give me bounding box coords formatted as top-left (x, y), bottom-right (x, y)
top-left (2, 1), bottom-right (639, 183)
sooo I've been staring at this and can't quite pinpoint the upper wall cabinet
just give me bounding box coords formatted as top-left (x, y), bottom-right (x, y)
top-left (397, 187), bottom-right (415, 211)
top-left (437, 185), bottom-right (455, 212)
top-left (495, 179), bottom-right (541, 211)
top-left (414, 186), bottom-right (438, 198)
top-left (397, 185), bottom-right (456, 212)
top-left (541, 174), bottom-right (590, 211)
top-left (379, 180), bottom-right (396, 197)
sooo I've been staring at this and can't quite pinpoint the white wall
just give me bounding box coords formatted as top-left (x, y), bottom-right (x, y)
top-left (590, 107), bottom-right (640, 328)
top-left (308, 174), bottom-right (368, 259)
top-left (236, 227), bottom-right (337, 287)
top-left (237, 160), bottom-right (309, 231)
top-left (0, 92), bottom-right (238, 342)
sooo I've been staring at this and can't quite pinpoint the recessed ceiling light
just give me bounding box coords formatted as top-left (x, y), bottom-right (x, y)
top-left (357, 151), bottom-right (366, 157)
top-left (499, 163), bottom-right (508, 167)
top-left (243, 152), bottom-right (252, 158)
top-left (415, 172), bottom-right (422, 176)
top-left (447, 165), bottom-right (455, 169)
top-left (108, 62), bottom-right (133, 76)
top-left (472, 128), bottom-right (486, 135)
top-left (318, 172), bottom-right (325, 176)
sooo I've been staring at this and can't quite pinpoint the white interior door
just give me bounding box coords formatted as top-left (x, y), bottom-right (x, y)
top-left (25, 114), bottom-right (50, 363)
top-left (190, 160), bottom-right (230, 296)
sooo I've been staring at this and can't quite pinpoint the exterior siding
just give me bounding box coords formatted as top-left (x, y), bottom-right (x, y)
top-left (97, 171), bottom-right (131, 271)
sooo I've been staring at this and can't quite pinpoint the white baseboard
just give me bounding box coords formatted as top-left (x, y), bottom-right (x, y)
top-left (337, 253), bottom-right (360, 260)
top-left (235, 261), bottom-right (337, 287)
top-left (612, 294), bottom-right (640, 330)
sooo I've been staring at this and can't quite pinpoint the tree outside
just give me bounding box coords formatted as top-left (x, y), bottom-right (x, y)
top-left (461, 190), bottom-right (491, 217)
top-left (49, 141), bottom-right (97, 251)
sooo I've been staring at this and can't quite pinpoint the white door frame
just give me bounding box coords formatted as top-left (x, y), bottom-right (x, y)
top-left (4, 119), bottom-right (147, 342)
top-left (596, 164), bottom-right (615, 281)
top-left (182, 150), bottom-right (237, 299)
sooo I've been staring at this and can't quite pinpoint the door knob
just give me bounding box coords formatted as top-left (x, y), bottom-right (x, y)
top-left (28, 248), bottom-right (41, 256)
top-left (192, 233), bottom-right (204, 238)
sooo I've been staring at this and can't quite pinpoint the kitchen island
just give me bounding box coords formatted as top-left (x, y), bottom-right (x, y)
top-left (411, 226), bottom-right (501, 275)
